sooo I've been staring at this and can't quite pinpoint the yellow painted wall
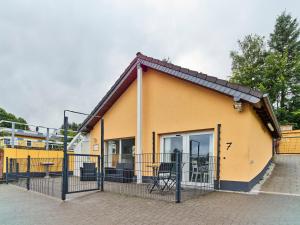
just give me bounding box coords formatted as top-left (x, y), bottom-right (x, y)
top-left (248, 107), bottom-right (273, 181)
top-left (2, 148), bottom-right (69, 173)
top-left (90, 68), bottom-right (273, 183)
top-left (278, 130), bottom-right (300, 154)
top-left (143, 69), bottom-right (252, 182)
top-left (89, 80), bottom-right (137, 156)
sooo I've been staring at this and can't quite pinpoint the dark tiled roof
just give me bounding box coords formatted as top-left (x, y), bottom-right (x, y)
top-left (136, 52), bottom-right (264, 99)
top-left (79, 52), bottom-right (280, 137)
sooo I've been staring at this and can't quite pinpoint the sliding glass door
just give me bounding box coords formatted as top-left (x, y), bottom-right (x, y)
top-left (162, 135), bottom-right (183, 162)
top-left (161, 131), bottom-right (214, 186)
top-left (188, 134), bottom-right (213, 185)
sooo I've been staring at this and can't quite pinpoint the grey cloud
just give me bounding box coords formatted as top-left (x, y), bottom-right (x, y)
top-left (0, 0), bottom-right (299, 127)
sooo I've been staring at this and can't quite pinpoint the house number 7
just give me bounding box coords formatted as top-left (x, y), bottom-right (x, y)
top-left (226, 142), bottom-right (232, 150)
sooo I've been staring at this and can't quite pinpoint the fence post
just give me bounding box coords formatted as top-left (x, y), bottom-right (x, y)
top-left (216, 124), bottom-right (221, 190)
top-left (97, 155), bottom-right (100, 190)
top-left (62, 115), bottom-right (68, 200)
top-left (175, 149), bottom-right (182, 203)
top-left (27, 156), bottom-right (30, 190)
top-left (5, 157), bottom-right (8, 184)
top-left (152, 132), bottom-right (155, 163)
top-left (100, 118), bottom-right (104, 191)
top-left (16, 163), bottom-right (19, 181)
top-left (9, 158), bottom-right (13, 174)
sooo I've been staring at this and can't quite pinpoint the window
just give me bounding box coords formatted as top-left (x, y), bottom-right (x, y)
top-left (105, 138), bottom-right (135, 167)
top-left (120, 139), bottom-right (135, 164)
top-left (163, 136), bottom-right (182, 162)
top-left (27, 140), bottom-right (32, 147)
top-left (107, 140), bottom-right (119, 167)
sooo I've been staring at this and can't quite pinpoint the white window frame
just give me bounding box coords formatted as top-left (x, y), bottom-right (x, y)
top-left (105, 137), bottom-right (135, 167)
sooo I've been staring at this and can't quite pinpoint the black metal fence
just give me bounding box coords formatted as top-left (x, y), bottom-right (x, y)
top-left (102, 151), bottom-right (216, 202)
top-left (6, 151), bottom-right (216, 202)
top-left (6, 157), bottom-right (63, 198)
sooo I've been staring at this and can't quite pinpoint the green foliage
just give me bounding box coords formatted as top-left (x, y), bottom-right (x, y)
top-left (230, 34), bottom-right (267, 90)
top-left (0, 107), bottom-right (28, 130)
top-left (60, 122), bottom-right (81, 132)
top-left (60, 122), bottom-right (81, 141)
top-left (230, 12), bottom-right (300, 129)
top-left (269, 11), bottom-right (300, 57)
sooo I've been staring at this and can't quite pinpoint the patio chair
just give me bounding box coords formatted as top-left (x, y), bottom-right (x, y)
top-left (191, 160), bottom-right (200, 182)
top-left (104, 163), bottom-right (134, 183)
top-left (191, 159), bottom-right (209, 183)
top-left (148, 162), bottom-right (176, 193)
top-left (80, 162), bottom-right (97, 181)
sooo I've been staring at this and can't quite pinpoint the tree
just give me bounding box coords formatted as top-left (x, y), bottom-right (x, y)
top-left (268, 12), bottom-right (300, 128)
top-left (269, 12), bottom-right (300, 58)
top-left (230, 34), bottom-right (267, 91)
top-left (230, 12), bottom-right (300, 129)
top-left (0, 107), bottom-right (28, 130)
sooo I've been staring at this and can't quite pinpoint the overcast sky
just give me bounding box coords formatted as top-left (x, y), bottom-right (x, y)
top-left (0, 0), bottom-right (299, 128)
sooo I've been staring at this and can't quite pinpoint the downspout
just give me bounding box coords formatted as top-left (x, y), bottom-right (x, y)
top-left (136, 63), bottom-right (143, 184)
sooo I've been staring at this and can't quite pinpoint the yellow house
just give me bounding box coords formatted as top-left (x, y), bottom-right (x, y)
top-left (78, 52), bottom-right (281, 192)
top-left (0, 121), bottom-right (68, 179)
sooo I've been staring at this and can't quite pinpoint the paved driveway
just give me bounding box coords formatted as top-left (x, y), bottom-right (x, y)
top-left (1, 185), bottom-right (300, 225)
top-left (261, 155), bottom-right (300, 195)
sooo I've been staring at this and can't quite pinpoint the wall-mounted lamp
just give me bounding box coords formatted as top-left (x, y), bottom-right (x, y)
top-left (233, 97), bottom-right (243, 112)
top-left (267, 122), bottom-right (274, 132)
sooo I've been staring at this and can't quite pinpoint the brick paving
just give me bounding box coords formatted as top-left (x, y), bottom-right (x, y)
top-left (0, 184), bottom-right (300, 225)
top-left (261, 155), bottom-right (300, 195)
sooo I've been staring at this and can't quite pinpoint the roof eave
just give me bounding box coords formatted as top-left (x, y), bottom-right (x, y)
top-left (262, 94), bottom-right (281, 138)
top-left (79, 53), bottom-right (278, 136)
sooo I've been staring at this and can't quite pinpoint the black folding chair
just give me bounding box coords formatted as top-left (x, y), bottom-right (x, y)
top-left (148, 162), bottom-right (176, 193)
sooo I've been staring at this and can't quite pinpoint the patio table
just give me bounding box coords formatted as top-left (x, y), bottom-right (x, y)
top-left (40, 162), bottom-right (54, 178)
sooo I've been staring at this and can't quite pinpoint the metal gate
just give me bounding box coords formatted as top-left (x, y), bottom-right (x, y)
top-left (65, 153), bottom-right (101, 195)
top-left (6, 154), bottom-right (101, 199)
